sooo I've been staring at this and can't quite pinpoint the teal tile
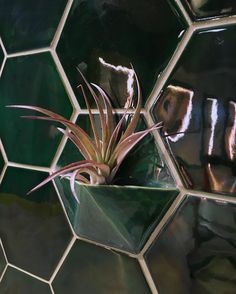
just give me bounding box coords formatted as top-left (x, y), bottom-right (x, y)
top-left (181, 0), bottom-right (236, 19)
top-left (0, 167), bottom-right (72, 279)
top-left (57, 0), bottom-right (186, 108)
top-left (0, 52), bottom-right (73, 166)
top-left (0, 0), bottom-right (67, 53)
top-left (53, 240), bottom-right (150, 294)
top-left (0, 267), bottom-right (51, 294)
top-left (152, 26), bottom-right (236, 196)
top-left (145, 195), bottom-right (236, 294)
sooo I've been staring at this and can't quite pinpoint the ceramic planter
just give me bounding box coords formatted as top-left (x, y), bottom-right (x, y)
top-left (55, 179), bottom-right (179, 253)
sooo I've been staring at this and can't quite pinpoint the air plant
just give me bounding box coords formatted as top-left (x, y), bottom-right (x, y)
top-left (7, 70), bottom-right (162, 200)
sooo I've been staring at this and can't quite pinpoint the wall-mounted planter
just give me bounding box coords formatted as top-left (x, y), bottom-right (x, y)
top-left (55, 179), bottom-right (179, 253)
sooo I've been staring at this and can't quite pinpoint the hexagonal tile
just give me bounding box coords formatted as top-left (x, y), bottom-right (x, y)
top-left (0, 166), bottom-right (73, 279)
top-left (57, 0), bottom-right (186, 108)
top-left (0, 0), bottom-right (67, 53)
top-left (181, 0), bottom-right (236, 19)
top-left (152, 26), bottom-right (236, 196)
top-left (0, 267), bottom-right (51, 294)
top-left (145, 195), bottom-right (236, 294)
top-left (53, 240), bottom-right (150, 293)
top-left (0, 52), bottom-right (73, 166)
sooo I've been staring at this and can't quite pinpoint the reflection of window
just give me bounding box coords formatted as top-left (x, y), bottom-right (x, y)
top-left (154, 85), bottom-right (193, 142)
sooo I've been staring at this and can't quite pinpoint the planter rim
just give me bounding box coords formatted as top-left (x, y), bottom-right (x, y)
top-left (74, 181), bottom-right (177, 191)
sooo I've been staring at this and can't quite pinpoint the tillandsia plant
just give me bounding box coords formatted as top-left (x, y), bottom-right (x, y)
top-left (7, 70), bottom-right (162, 200)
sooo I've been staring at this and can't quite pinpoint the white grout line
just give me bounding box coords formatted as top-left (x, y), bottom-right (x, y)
top-left (0, 164), bottom-right (7, 185)
top-left (0, 55), bottom-right (6, 79)
top-left (0, 265), bottom-right (8, 283)
top-left (143, 110), bottom-right (184, 188)
top-left (51, 0), bottom-right (73, 50)
top-left (50, 284), bottom-right (55, 294)
top-left (145, 27), bottom-right (193, 111)
top-left (185, 188), bottom-right (236, 204)
top-left (7, 47), bottom-right (50, 58)
top-left (174, 0), bottom-right (192, 26)
top-left (193, 14), bottom-right (236, 31)
top-left (0, 139), bottom-right (8, 164)
top-left (139, 258), bottom-right (158, 294)
top-left (77, 108), bottom-right (146, 114)
top-left (0, 38), bottom-right (7, 57)
top-left (0, 239), bottom-right (9, 264)
top-left (8, 263), bottom-right (50, 284)
top-left (49, 236), bottom-right (76, 283)
top-left (140, 190), bottom-right (186, 255)
top-left (50, 50), bottom-right (81, 111)
top-left (7, 161), bottom-right (51, 172)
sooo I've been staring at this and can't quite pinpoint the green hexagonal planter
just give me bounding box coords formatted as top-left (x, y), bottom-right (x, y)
top-left (56, 179), bottom-right (179, 253)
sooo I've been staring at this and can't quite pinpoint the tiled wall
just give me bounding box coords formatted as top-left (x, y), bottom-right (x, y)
top-left (0, 0), bottom-right (236, 293)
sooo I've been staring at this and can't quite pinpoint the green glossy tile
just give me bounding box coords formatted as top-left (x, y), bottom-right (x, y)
top-left (0, 52), bottom-right (73, 166)
top-left (57, 114), bottom-right (175, 187)
top-left (56, 180), bottom-right (179, 253)
top-left (53, 240), bottom-right (150, 294)
top-left (181, 0), bottom-right (236, 19)
top-left (0, 0), bottom-right (67, 53)
top-left (0, 267), bottom-right (51, 294)
top-left (0, 167), bottom-right (72, 279)
top-left (145, 195), bottom-right (236, 294)
top-left (57, 0), bottom-right (186, 108)
top-left (152, 26), bottom-right (236, 196)
top-left (0, 242), bottom-right (6, 276)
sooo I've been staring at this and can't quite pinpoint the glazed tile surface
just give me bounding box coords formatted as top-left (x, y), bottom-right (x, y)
top-left (0, 167), bottom-right (72, 279)
top-left (1, 0), bottom-right (236, 293)
top-left (181, 0), bottom-right (236, 19)
top-left (53, 240), bottom-right (150, 294)
top-left (145, 195), bottom-right (236, 294)
top-left (0, 267), bottom-right (51, 294)
top-left (57, 0), bottom-right (186, 107)
top-left (0, 52), bottom-right (73, 166)
top-left (152, 26), bottom-right (236, 196)
top-left (0, 0), bottom-right (67, 53)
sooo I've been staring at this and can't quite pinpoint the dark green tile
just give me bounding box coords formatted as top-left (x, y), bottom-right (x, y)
top-left (0, 241), bottom-right (6, 276)
top-left (181, 0), bottom-right (236, 19)
top-left (152, 26), bottom-right (236, 196)
top-left (145, 195), bottom-right (236, 294)
top-left (0, 0), bottom-right (67, 53)
top-left (0, 167), bottom-right (72, 279)
top-left (57, 0), bottom-right (186, 108)
top-left (53, 240), bottom-right (150, 294)
top-left (0, 267), bottom-right (51, 294)
top-left (0, 52), bottom-right (73, 166)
